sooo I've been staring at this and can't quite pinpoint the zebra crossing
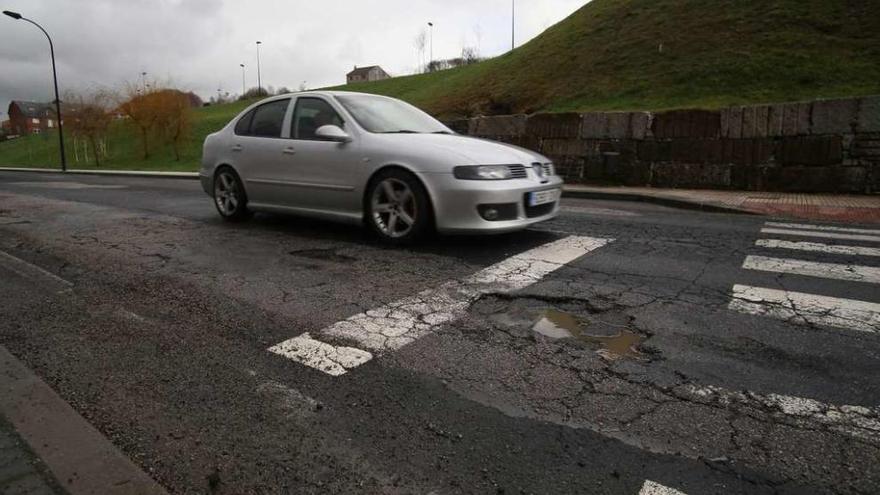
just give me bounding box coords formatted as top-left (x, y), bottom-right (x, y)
top-left (729, 221), bottom-right (880, 333)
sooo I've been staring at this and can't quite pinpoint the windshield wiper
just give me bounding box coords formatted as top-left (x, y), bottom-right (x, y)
top-left (380, 130), bottom-right (421, 134)
top-left (431, 131), bottom-right (453, 134)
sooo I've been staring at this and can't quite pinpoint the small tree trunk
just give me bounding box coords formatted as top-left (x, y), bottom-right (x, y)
top-left (89, 135), bottom-right (100, 167)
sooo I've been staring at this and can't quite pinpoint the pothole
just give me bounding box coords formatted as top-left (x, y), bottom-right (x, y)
top-left (288, 248), bottom-right (357, 263)
top-left (532, 309), bottom-right (644, 360)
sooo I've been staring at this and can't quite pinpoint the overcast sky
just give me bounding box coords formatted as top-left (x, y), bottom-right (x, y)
top-left (0, 0), bottom-right (586, 118)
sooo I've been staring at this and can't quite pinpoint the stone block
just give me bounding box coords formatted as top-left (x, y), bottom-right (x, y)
top-left (754, 105), bottom-right (769, 137)
top-left (720, 109), bottom-right (730, 138)
top-left (782, 104), bottom-right (799, 136)
top-left (526, 113), bottom-right (581, 138)
top-left (580, 113), bottom-right (608, 139)
top-left (606, 112), bottom-right (631, 139)
top-left (811, 98), bottom-right (858, 135)
top-left (504, 136), bottom-right (541, 152)
top-left (767, 105), bottom-right (784, 137)
top-left (741, 106), bottom-right (757, 138)
top-left (857, 96), bottom-right (880, 133)
top-left (541, 138), bottom-right (586, 156)
top-left (630, 112), bottom-right (651, 140)
top-left (779, 136), bottom-right (843, 166)
top-left (651, 163), bottom-right (731, 188)
top-left (797, 102), bottom-right (813, 135)
top-left (637, 141), bottom-right (671, 162)
top-left (727, 107), bottom-right (743, 138)
top-left (472, 114), bottom-right (527, 137)
top-left (444, 119), bottom-right (470, 135)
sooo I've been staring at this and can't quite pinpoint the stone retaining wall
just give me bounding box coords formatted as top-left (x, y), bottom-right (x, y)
top-left (445, 96), bottom-right (880, 193)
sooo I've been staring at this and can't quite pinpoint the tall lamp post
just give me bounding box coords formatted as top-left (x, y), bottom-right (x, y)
top-left (256, 41), bottom-right (263, 94)
top-left (239, 64), bottom-right (246, 96)
top-left (4, 10), bottom-right (66, 172)
top-left (511, 0), bottom-right (516, 51)
top-left (427, 22), bottom-right (434, 68)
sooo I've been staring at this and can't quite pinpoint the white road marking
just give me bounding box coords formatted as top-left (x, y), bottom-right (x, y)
top-left (756, 239), bottom-right (880, 257)
top-left (321, 236), bottom-right (612, 352)
top-left (268, 332), bottom-right (373, 376)
top-left (743, 255), bottom-right (880, 284)
top-left (0, 250), bottom-right (73, 292)
top-left (766, 222), bottom-right (880, 235)
top-left (639, 480), bottom-right (687, 495)
top-left (761, 228), bottom-right (880, 243)
top-left (729, 284), bottom-right (880, 333)
top-left (681, 383), bottom-right (880, 443)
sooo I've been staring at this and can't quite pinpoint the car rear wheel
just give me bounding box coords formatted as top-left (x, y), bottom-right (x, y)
top-left (366, 170), bottom-right (432, 244)
top-left (213, 168), bottom-right (251, 221)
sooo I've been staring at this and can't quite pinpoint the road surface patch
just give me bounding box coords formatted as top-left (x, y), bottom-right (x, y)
top-left (269, 236), bottom-right (613, 375)
top-left (0, 250), bottom-right (73, 293)
top-left (765, 222), bottom-right (880, 235)
top-left (760, 228), bottom-right (880, 243)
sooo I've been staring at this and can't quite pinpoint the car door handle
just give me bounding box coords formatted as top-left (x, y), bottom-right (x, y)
top-left (282, 147), bottom-right (296, 155)
top-left (231, 145), bottom-right (243, 152)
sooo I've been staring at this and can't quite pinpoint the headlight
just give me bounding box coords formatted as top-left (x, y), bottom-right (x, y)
top-left (453, 165), bottom-right (513, 180)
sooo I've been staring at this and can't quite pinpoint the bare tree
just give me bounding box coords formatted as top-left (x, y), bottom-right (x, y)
top-left (120, 82), bottom-right (159, 159)
top-left (473, 23), bottom-right (483, 57)
top-left (151, 89), bottom-right (192, 162)
top-left (414, 30), bottom-right (427, 73)
top-left (64, 89), bottom-right (114, 167)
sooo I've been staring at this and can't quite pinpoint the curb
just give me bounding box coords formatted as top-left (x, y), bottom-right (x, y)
top-left (561, 188), bottom-right (757, 216)
top-left (0, 167), bottom-right (199, 180)
top-left (0, 167), bottom-right (755, 215)
top-left (0, 345), bottom-right (169, 495)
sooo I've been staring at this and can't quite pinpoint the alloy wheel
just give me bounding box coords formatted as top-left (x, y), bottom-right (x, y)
top-left (371, 178), bottom-right (417, 238)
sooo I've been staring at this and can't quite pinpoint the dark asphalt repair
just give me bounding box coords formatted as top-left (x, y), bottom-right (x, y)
top-left (0, 171), bottom-right (878, 494)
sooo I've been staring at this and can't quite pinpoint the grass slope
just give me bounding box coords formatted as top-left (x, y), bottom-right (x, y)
top-left (329, 0), bottom-right (880, 116)
top-left (2, 0), bottom-right (879, 170)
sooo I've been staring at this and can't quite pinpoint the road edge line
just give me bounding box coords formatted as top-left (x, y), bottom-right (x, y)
top-left (0, 345), bottom-right (169, 495)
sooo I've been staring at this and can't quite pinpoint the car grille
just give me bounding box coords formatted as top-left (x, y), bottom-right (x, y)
top-left (541, 163), bottom-right (555, 176)
top-left (507, 164), bottom-right (528, 179)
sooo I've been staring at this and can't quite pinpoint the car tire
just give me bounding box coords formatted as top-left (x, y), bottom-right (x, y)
top-left (213, 167), bottom-right (251, 222)
top-left (365, 169), bottom-right (433, 244)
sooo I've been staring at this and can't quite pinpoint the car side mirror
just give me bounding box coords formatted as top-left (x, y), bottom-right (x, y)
top-left (315, 125), bottom-right (352, 143)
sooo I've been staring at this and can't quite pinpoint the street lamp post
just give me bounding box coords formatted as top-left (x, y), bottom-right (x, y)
top-left (427, 22), bottom-right (434, 68)
top-left (256, 41), bottom-right (262, 94)
top-left (4, 10), bottom-right (67, 172)
top-left (240, 64), bottom-right (246, 96)
top-left (511, 0), bottom-right (516, 51)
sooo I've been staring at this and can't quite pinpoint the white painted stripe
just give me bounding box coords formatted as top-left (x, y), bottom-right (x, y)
top-left (268, 332), bottom-right (373, 376)
top-left (0, 250), bottom-right (73, 291)
top-left (761, 228), bottom-right (880, 243)
top-left (766, 222), bottom-right (880, 235)
top-left (756, 239), bottom-right (880, 257)
top-left (680, 383), bottom-right (880, 443)
top-left (743, 255), bottom-right (880, 284)
top-left (321, 236), bottom-right (612, 352)
top-left (639, 481), bottom-right (687, 495)
top-left (729, 285), bottom-right (880, 333)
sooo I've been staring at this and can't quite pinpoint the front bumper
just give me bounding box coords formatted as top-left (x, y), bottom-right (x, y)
top-left (199, 173), bottom-right (212, 196)
top-left (418, 173), bottom-right (563, 234)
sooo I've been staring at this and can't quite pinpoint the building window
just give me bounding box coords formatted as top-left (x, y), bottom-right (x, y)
top-left (32, 118), bottom-right (40, 124)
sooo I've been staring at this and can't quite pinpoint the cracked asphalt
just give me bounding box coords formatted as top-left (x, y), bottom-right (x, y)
top-left (0, 171), bottom-right (878, 494)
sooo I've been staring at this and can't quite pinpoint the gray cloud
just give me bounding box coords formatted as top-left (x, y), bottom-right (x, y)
top-left (0, 0), bottom-right (585, 117)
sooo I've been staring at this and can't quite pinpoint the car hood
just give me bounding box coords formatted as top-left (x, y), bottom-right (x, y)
top-left (376, 133), bottom-right (548, 166)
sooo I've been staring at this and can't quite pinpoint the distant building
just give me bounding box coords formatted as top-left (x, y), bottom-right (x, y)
top-left (346, 65), bottom-right (391, 84)
top-left (7, 101), bottom-right (58, 135)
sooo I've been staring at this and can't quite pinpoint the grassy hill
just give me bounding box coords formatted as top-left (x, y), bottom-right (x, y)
top-left (329, 0), bottom-right (880, 116)
top-left (2, 0), bottom-right (879, 171)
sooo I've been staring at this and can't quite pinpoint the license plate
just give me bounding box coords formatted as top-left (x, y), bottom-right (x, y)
top-left (528, 189), bottom-right (560, 207)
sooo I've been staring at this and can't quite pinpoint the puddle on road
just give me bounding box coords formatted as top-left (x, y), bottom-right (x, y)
top-left (532, 309), bottom-right (644, 360)
top-left (288, 248), bottom-right (357, 263)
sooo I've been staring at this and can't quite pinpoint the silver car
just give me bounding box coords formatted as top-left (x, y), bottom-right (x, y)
top-left (200, 91), bottom-right (562, 243)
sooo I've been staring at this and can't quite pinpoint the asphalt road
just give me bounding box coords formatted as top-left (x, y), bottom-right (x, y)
top-left (0, 171), bottom-right (877, 495)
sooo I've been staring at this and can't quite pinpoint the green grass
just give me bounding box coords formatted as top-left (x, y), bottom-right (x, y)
top-left (3, 0), bottom-right (879, 171)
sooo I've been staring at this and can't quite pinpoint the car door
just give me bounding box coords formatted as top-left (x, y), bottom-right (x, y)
top-left (282, 96), bottom-right (363, 213)
top-left (230, 98), bottom-right (294, 206)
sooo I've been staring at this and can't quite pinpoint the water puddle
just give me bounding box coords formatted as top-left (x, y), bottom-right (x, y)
top-left (289, 248), bottom-right (357, 263)
top-left (532, 309), bottom-right (644, 360)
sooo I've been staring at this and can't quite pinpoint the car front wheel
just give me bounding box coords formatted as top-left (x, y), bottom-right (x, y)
top-left (213, 168), bottom-right (250, 221)
top-left (366, 170), bottom-right (432, 244)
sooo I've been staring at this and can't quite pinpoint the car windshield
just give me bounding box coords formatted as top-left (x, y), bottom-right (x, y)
top-left (335, 94), bottom-right (450, 134)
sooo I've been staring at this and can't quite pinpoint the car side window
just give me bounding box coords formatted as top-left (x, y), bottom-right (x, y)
top-left (247, 99), bottom-right (290, 138)
top-left (234, 109), bottom-right (256, 136)
top-left (292, 98), bottom-right (345, 141)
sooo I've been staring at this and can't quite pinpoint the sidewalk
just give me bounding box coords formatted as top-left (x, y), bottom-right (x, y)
top-left (564, 185), bottom-right (880, 225)
top-left (0, 416), bottom-right (64, 495)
